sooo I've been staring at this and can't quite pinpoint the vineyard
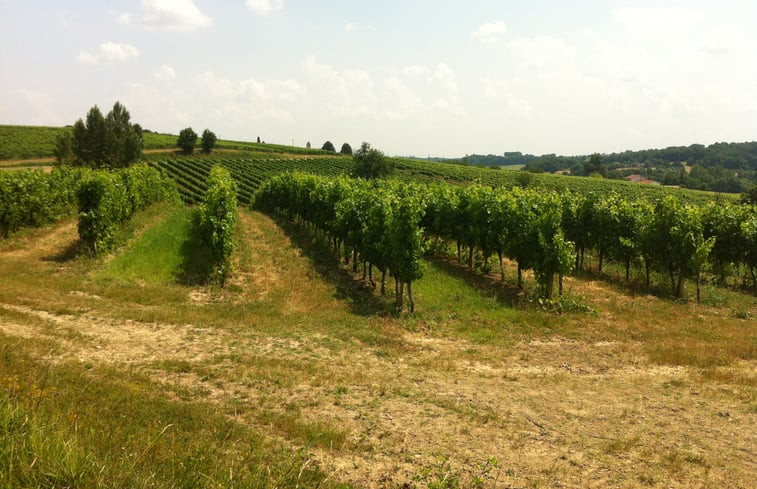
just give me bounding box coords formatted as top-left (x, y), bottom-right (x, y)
top-left (147, 155), bottom-right (353, 204)
top-left (0, 147), bottom-right (755, 488)
top-left (255, 173), bottom-right (757, 309)
top-left (0, 125), bottom-right (338, 160)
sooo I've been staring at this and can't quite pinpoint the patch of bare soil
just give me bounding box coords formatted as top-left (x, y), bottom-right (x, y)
top-left (0, 303), bottom-right (229, 365)
top-left (231, 211), bottom-right (281, 300)
top-left (0, 157), bottom-right (54, 166)
top-left (0, 218), bottom-right (79, 259)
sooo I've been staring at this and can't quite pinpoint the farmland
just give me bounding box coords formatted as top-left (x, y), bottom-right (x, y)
top-left (1, 133), bottom-right (755, 488)
top-left (0, 124), bottom-right (335, 161)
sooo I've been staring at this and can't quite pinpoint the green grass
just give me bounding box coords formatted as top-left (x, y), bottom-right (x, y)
top-left (0, 125), bottom-right (63, 159)
top-left (99, 205), bottom-right (211, 285)
top-left (0, 337), bottom-right (335, 489)
top-left (0, 125), bottom-right (183, 160)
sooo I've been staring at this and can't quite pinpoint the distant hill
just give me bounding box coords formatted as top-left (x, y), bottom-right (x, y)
top-left (438, 143), bottom-right (757, 193)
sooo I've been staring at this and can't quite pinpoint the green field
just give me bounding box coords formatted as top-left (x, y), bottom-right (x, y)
top-left (0, 125), bottom-right (339, 160)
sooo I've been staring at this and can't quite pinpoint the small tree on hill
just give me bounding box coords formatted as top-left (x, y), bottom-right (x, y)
top-left (106, 101), bottom-right (142, 167)
top-left (340, 143), bottom-right (353, 155)
top-left (322, 141), bottom-right (335, 152)
top-left (67, 102), bottom-right (143, 168)
top-left (201, 129), bottom-right (217, 153)
top-left (352, 142), bottom-right (393, 179)
top-left (178, 127), bottom-right (198, 154)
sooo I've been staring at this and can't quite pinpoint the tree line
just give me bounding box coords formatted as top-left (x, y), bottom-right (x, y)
top-left (53, 102), bottom-right (222, 168)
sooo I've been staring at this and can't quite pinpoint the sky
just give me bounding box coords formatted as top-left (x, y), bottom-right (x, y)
top-left (1, 1), bottom-right (756, 158)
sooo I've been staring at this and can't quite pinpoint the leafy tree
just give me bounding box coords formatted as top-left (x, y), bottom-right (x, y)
top-left (340, 143), bottom-right (353, 155)
top-left (201, 129), bottom-right (217, 153)
top-left (68, 102), bottom-right (143, 169)
top-left (177, 127), bottom-right (198, 154)
top-left (71, 106), bottom-right (107, 167)
top-left (583, 153), bottom-right (607, 178)
top-left (106, 102), bottom-right (142, 167)
top-left (352, 142), bottom-right (393, 179)
top-left (322, 141), bottom-right (335, 152)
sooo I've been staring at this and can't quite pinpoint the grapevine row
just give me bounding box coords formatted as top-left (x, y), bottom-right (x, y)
top-left (255, 173), bottom-right (425, 311)
top-left (426, 184), bottom-right (757, 298)
top-left (148, 156), bottom-right (354, 205)
top-left (0, 167), bottom-right (89, 238)
top-left (77, 164), bottom-right (179, 255)
top-left (199, 166), bottom-right (238, 285)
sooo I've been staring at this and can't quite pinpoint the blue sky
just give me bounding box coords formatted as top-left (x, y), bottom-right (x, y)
top-left (1, 1), bottom-right (756, 157)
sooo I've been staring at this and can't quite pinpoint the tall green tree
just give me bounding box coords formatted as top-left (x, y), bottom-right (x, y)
top-left (177, 127), bottom-right (198, 154)
top-left (201, 129), bottom-right (217, 153)
top-left (583, 153), bottom-right (607, 178)
top-left (72, 105), bottom-right (107, 167)
top-left (340, 143), bottom-right (353, 155)
top-left (322, 141), bottom-right (335, 152)
top-left (69, 102), bottom-right (142, 168)
top-left (352, 142), bottom-right (393, 179)
top-left (105, 102), bottom-right (142, 168)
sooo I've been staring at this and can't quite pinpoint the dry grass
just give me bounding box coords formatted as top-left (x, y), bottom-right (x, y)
top-left (0, 207), bottom-right (755, 488)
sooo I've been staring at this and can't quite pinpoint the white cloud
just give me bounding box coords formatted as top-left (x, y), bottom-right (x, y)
top-left (119, 0), bottom-right (212, 31)
top-left (302, 56), bottom-right (377, 118)
top-left (0, 90), bottom-right (64, 126)
top-left (246, 0), bottom-right (283, 15)
top-left (299, 56), bottom-right (463, 125)
top-left (57, 14), bottom-right (71, 30)
top-left (344, 22), bottom-right (359, 32)
top-left (700, 24), bottom-right (748, 55)
top-left (76, 42), bottom-right (140, 65)
top-left (155, 64), bottom-right (176, 81)
top-left (612, 6), bottom-right (706, 44)
top-left (195, 71), bottom-right (304, 103)
top-left (471, 20), bottom-right (507, 44)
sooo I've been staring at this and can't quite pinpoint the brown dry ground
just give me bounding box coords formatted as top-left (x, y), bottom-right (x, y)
top-left (0, 210), bottom-right (755, 488)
